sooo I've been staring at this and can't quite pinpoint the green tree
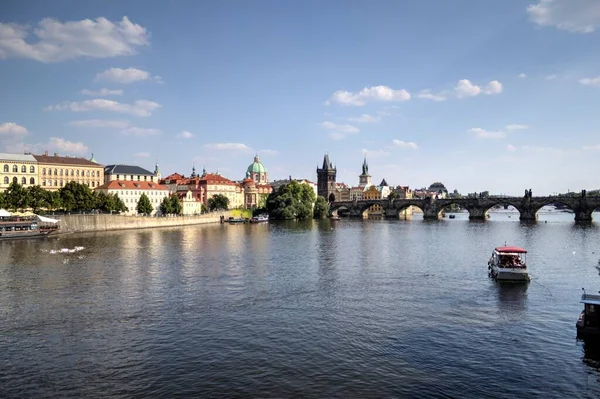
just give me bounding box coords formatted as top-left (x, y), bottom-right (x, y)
top-left (26, 185), bottom-right (49, 213)
top-left (201, 204), bottom-right (208, 213)
top-left (5, 182), bottom-right (28, 211)
top-left (313, 195), bottom-right (330, 219)
top-left (137, 193), bottom-right (153, 215)
top-left (208, 194), bottom-right (230, 211)
top-left (46, 191), bottom-right (62, 211)
top-left (266, 180), bottom-right (316, 220)
top-left (160, 194), bottom-right (182, 215)
top-left (160, 196), bottom-right (172, 215)
top-left (113, 194), bottom-right (128, 213)
top-left (0, 190), bottom-right (7, 209)
top-left (59, 182), bottom-right (95, 211)
top-left (169, 194), bottom-right (183, 215)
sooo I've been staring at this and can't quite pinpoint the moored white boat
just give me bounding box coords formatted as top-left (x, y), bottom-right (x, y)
top-left (488, 245), bottom-right (530, 282)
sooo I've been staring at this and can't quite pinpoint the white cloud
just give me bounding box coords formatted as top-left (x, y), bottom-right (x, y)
top-left (321, 121), bottom-right (359, 133)
top-left (527, 0), bottom-right (600, 34)
top-left (506, 124), bottom-right (530, 131)
top-left (0, 122), bottom-right (28, 136)
top-left (95, 67), bottom-right (159, 84)
top-left (259, 149), bottom-right (278, 155)
top-left (507, 144), bottom-right (517, 152)
top-left (454, 79), bottom-right (503, 98)
top-left (544, 74), bottom-right (558, 80)
top-left (177, 130), bottom-right (194, 139)
top-left (326, 85), bottom-right (411, 106)
top-left (321, 121), bottom-right (359, 140)
top-left (121, 127), bottom-right (162, 136)
top-left (518, 73), bottom-right (527, 78)
top-left (135, 152), bottom-right (151, 158)
top-left (81, 88), bottom-right (123, 96)
top-left (47, 137), bottom-right (88, 155)
top-left (580, 77), bottom-right (600, 87)
top-left (68, 119), bottom-right (130, 129)
top-left (417, 90), bottom-right (447, 102)
top-left (0, 17), bottom-right (149, 63)
top-left (392, 139), bottom-right (419, 149)
top-left (203, 143), bottom-right (252, 151)
top-left (46, 99), bottom-right (161, 117)
top-left (583, 144), bottom-right (600, 150)
top-left (469, 127), bottom-right (506, 139)
top-left (348, 114), bottom-right (381, 123)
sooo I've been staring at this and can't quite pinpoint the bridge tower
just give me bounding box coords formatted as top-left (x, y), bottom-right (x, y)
top-left (317, 153), bottom-right (337, 202)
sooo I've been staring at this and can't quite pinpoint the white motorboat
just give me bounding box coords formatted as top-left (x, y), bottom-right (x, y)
top-left (488, 246), bottom-right (530, 282)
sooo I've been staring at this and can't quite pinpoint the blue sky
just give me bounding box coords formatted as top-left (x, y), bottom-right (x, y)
top-left (1, 0), bottom-right (599, 195)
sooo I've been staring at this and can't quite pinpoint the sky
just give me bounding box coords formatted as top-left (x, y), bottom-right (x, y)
top-left (1, 0), bottom-right (600, 196)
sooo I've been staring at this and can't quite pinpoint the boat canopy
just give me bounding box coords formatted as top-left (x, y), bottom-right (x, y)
top-left (36, 215), bottom-right (60, 224)
top-left (495, 246), bottom-right (527, 254)
top-left (581, 293), bottom-right (600, 305)
top-left (0, 209), bottom-right (10, 217)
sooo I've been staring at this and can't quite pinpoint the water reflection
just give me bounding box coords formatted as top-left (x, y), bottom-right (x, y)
top-left (495, 282), bottom-right (529, 319)
top-left (582, 340), bottom-right (600, 370)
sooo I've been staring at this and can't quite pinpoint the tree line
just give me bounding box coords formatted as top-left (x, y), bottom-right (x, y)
top-left (0, 181), bottom-right (128, 213)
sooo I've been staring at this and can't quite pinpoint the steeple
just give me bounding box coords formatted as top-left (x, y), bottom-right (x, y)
top-left (89, 152), bottom-right (97, 163)
top-left (154, 161), bottom-right (161, 180)
top-left (361, 156), bottom-right (370, 176)
top-left (202, 164), bottom-right (206, 176)
top-left (322, 152), bottom-right (334, 169)
top-left (358, 156), bottom-right (372, 188)
top-left (191, 163), bottom-right (197, 178)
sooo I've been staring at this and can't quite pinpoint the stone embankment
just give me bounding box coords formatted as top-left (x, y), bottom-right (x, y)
top-left (51, 212), bottom-right (233, 234)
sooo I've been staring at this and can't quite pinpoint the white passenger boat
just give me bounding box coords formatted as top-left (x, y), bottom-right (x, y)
top-left (488, 246), bottom-right (530, 282)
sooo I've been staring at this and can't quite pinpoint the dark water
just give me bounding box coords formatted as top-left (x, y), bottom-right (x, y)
top-left (1, 211), bottom-right (600, 398)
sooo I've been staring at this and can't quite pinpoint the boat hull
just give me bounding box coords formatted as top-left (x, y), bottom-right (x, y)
top-left (490, 267), bottom-right (530, 282)
top-left (0, 231), bottom-right (52, 240)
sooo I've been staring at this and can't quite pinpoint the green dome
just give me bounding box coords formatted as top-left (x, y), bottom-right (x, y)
top-left (247, 155), bottom-right (267, 174)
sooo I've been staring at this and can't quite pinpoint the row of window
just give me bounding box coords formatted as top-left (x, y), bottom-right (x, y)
top-left (3, 165), bottom-right (35, 173)
top-left (41, 180), bottom-right (102, 188)
top-left (3, 177), bottom-right (35, 185)
top-left (42, 168), bottom-right (100, 177)
top-left (119, 191), bottom-right (163, 196)
top-left (115, 175), bottom-right (155, 182)
top-left (123, 198), bottom-right (161, 204)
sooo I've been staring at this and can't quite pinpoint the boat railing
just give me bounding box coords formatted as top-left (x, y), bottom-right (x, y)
top-left (582, 293), bottom-right (600, 302)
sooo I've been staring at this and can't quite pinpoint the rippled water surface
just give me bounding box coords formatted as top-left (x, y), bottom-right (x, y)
top-left (2, 211), bottom-right (600, 398)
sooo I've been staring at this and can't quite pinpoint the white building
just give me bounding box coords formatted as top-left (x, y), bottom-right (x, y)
top-left (104, 164), bottom-right (161, 184)
top-left (95, 180), bottom-right (169, 215)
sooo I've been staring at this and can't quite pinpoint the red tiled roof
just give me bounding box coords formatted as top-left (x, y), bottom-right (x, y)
top-left (96, 180), bottom-right (168, 191)
top-left (34, 154), bottom-right (103, 167)
top-left (201, 173), bottom-right (237, 185)
top-left (160, 173), bottom-right (186, 184)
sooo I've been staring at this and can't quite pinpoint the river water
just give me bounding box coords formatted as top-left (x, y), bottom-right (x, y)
top-left (1, 210), bottom-right (600, 398)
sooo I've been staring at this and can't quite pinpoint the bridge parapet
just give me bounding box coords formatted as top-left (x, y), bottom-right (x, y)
top-left (329, 195), bottom-right (599, 222)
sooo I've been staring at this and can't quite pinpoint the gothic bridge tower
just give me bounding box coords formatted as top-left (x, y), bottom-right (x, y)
top-left (317, 153), bottom-right (337, 202)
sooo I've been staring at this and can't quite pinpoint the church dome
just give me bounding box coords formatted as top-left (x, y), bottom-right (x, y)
top-left (247, 155), bottom-right (267, 174)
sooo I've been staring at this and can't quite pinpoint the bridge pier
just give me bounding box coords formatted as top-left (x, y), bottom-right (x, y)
top-left (575, 210), bottom-right (593, 222)
top-left (519, 208), bottom-right (538, 222)
top-left (467, 208), bottom-right (487, 220)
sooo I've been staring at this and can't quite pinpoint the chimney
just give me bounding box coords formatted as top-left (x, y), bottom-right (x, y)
top-left (44, 150), bottom-right (48, 156)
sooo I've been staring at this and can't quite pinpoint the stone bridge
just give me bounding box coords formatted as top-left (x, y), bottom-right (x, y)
top-left (330, 192), bottom-right (600, 222)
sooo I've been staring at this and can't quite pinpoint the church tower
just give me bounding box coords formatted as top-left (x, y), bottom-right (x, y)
top-left (317, 153), bottom-right (337, 202)
top-left (358, 156), bottom-right (371, 188)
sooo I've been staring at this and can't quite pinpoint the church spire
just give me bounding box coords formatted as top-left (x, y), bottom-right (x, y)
top-left (361, 156), bottom-right (369, 176)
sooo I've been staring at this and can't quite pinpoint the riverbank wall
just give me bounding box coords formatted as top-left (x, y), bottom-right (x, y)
top-left (51, 211), bottom-right (233, 234)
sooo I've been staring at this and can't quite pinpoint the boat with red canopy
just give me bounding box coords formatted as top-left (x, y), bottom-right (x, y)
top-left (487, 246), bottom-right (530, 282)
